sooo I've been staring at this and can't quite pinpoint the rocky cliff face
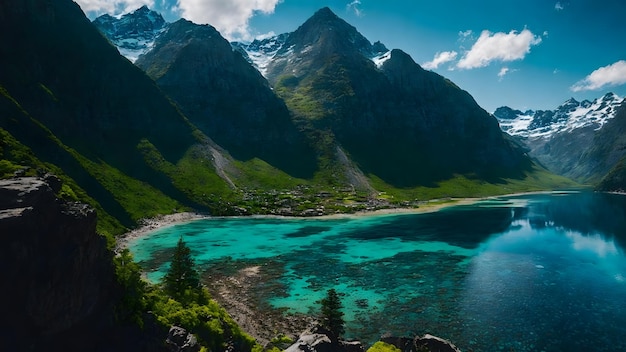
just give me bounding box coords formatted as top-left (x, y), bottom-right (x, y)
top-left (0, 176), bottom-right (170, 351)
top-left (0, 176), bottom-right (115, 349)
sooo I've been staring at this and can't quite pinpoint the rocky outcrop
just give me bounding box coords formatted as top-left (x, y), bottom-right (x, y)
top-left (166, 326), bottom-right (200, 352)
top-left (0, 176), bottom-right (116, 349)
top-left (380, 334), bottom-right (462, 352)
top-left (285, 324), bottom-right (365, 352)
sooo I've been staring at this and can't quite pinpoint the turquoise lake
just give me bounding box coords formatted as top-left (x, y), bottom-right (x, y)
top-left (129, 192), bottom-right (626, 351)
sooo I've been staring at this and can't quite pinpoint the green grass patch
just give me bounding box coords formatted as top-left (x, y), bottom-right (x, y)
top-left (172, 148), bottom-right (236, 205)
top-left (138, 139), bottom-right (236, 210)
top-left (231, 158), bottom-right (309, 190)
top-left (78, 157), bottom-right (184, 221)
top-left (369, 165), bottom-right (581, 202)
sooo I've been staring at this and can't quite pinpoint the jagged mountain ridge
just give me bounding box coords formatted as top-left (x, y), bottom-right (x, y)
top-left (494, 93), bottom-right (626, 183)
top-left (95, 6), bottom-right (535, 189)
top-left (495, 93), bottom-right (624, 138)
top-left (93, 5), bottom-right (168, 62)
top-left (262, 7), bottom-right (530, 186)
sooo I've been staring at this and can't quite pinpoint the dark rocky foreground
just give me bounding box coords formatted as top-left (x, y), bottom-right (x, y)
top-left (0, 176), bottom-right (169, 351)
top-left (282, 324), bottom-right (461, 352)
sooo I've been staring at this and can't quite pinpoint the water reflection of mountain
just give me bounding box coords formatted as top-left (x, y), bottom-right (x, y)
top-left (525, 192), bottom-right (626, 248)
top-left (339, 206), bottom-right (516, 249)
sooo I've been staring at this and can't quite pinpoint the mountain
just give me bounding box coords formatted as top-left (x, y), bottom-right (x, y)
top-left (95, 6), bottom-right (571, 197)
top-left (494, 93), bottom-right (625, 182)
top-left (262, 7), bottom-right (531, 187)
top-left (495, 93), bottom-right (624, 138)
top-left (0, 0), bottom-right (237, 233)
top-left (93, 5), bottom-right (168, 62)
top-left (586, 104), bottom-right (626, 191)
top-left (134, 19), bottom-right (316, 177)
top-left (263, 7), bottom-right (390, 82)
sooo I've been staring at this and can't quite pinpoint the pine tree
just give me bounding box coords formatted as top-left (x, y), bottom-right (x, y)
top-left (113, 249), bottom-right (147, 326)
top-left (163, 236), bottom-right (200, 300)
top-left (320, 288), bottom-right (345, 338)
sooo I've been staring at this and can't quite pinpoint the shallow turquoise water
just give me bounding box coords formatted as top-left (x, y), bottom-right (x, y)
top-left (129, 192), bottom-right (626, 351)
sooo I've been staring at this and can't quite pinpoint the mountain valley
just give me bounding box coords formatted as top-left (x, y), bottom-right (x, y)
top-left (4, 1), bottom-right (623, 351)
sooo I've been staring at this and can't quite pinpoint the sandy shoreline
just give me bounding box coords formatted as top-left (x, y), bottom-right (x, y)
top-left (114, 212), bottom-right (208, 253)
top-left (116, 190), bottom-right (561, 251)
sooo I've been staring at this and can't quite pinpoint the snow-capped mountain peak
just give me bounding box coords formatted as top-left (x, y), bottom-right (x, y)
top-left (93, 6), bottom-right (168, 62)
top-left (495, 92), bottom-right (625, 138)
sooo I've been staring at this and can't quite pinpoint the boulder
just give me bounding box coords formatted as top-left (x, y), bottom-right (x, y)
top-left (380, 334), bottom-right (462, 352)
top-left (166, 326), bottom-right (200, 352)
top-left (285, 324), bottom-right (364, 352)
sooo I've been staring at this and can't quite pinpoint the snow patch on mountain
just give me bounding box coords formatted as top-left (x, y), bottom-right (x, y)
top-left (231, 33), bottom-right (288, 77)
top-left (93, 6), bottom-right (168, 62)
top-left (372, 50), bottom-right (392, 68)
top-left (495, 93), bottom-right (624, 138)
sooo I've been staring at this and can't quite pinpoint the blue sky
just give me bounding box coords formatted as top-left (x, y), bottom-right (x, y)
top-left (77, 0), bottom-right (626, 112)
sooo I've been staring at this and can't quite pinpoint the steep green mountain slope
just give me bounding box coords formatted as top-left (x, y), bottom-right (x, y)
top-left (135, 19), bottom-right (317, 179)
top-left (0, 0), bottom-right (234, 233)
top-left (267, 8), bottom-right (533, 189)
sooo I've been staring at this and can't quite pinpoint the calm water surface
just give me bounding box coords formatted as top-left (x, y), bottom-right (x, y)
top-left (129, 192), bottom-right (626, 351)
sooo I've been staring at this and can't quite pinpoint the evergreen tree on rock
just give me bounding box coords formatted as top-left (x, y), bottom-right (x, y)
top-left (320, 288), bottom-right (345, 338)
top-left (163, 236), bottom-right (200, 300)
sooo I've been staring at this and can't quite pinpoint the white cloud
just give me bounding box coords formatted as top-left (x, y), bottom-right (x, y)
top-left (422, 51), bottom-right (458, 70)
top-left (458, 29), bottom-right (473, 41)
top-left (74, 0), bottom-right (153, 15)
top-left (347, 0), bottom-right (364, 17)
top-left (571, 60), bottom-right (626, 92)
top-left (555, 2), bottom-right (565, 10)
top-left (175, 0), bottom-right (282, 41)
top-left (457, 29), bottom-right (542, 69)
top-left (498, 67), bottom-right (518, 81)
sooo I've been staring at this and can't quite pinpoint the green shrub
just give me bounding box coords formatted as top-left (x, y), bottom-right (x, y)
top-left (366, 341), bottom-right (402, 352)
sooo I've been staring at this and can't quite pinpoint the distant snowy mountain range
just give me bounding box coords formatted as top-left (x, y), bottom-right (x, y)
top-left (93, 6), bottom-right (391, 74)
top-left (494, 92), bottom-right (625, 138)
